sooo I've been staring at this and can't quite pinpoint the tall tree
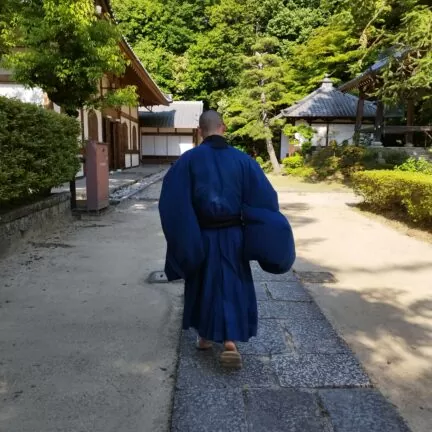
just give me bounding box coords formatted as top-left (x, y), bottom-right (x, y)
top-left (223, 37), bottom-right (296, 172)
top-left (5, 0), bottom-right (134, 116)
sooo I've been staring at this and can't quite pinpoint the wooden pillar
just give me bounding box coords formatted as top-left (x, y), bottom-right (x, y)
top-left (355, 91), bottom-right (365, 132)
top-left (405, 99), bottom-right (414, 147)
top-left (372, 100), bottom-right (384, 146)
top-left (326, 122), bottom-right (330, 146)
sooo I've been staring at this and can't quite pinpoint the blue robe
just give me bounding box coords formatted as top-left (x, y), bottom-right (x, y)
top-left (159, 135), bottom-right (295, 343)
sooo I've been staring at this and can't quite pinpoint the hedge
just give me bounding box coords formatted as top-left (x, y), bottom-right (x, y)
top-left (0, 96), bottom-right (80, 206)
top-left (352, 170), bottom-right (432, 224)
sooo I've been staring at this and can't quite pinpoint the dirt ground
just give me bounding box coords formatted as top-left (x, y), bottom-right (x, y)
top-left (0, 191), bottom-right (182, 432)
top-left (273, 176), bottom-right (432, 432)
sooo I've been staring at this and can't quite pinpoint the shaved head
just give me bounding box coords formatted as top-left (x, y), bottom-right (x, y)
top-left (199, 110), bottom-right (225, 139)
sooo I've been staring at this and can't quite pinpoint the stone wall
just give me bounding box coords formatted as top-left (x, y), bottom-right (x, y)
top-left (0, 193), bottom-right (71, 257)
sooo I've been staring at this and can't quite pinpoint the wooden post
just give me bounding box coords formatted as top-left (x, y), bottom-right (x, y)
top-left (372, 100), bottom-right (384, 146)
top-left (355, 91), bottom-right (365, 132)
top-left (405, 99), bottom-right (414, 147)
top-left (326, 122), bottom-right (330, 146)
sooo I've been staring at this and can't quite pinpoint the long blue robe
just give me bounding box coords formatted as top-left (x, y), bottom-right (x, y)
top-left (159, 135), bottom-right (295, 343)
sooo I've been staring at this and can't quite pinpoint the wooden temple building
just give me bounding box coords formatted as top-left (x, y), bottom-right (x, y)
top-left (339, 54), bottom-right (432, 150)
top-left (0, 0), bottom-right (171, 176)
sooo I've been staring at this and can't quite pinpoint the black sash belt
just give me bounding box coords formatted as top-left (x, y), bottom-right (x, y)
top-left (199, 217), bottom-right (243, 229)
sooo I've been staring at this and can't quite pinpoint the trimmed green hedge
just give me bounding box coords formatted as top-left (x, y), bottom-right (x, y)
top-left (0, 96), bottom-right (80, 206)
top-left (352, 170), bottom-right (432, 224)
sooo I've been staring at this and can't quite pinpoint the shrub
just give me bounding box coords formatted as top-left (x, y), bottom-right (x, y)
top-left (301, 141), bottom-right (312, 156)
top-left (396, 157), bottom-right (432, 175)
top-left (383, 149), bottom-right (409, 167)
top-left (286, 166), bottom-right (317, 179)
top-left (339, 146), bottom-right (367, 176)
top-left (0, 96), bottom-right (80, 206)
top-left (310, 147), bottom-right (341, 179)
top-left (282, 154), bottom-right (304, 170)
top-left (256, 156), bottom-right (273, 174)
top-left (352, 170), bottom-right (432, 223)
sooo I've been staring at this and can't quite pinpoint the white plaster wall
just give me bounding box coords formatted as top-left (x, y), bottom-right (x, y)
top-left (280, 133), bottom-right (289, 159)
top-left (0, 83), bottom-right (44, 105)
top-left (179, 135), bottom-right (194, 154)
top-left (328, 123), bottom-right (356, 144)
top-left (142, 135), bottom-right (156, 156)
top-left (132, 154), bottom-right (140, 167)
top-left (124, 154), bottom-right (132, 168)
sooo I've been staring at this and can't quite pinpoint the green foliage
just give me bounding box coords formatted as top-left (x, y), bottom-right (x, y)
top-left (383, 149), bottom-right (409, 167)
top-left (101, 86), bottom-right (139, 109)
top-left (352, 170), bottom-right (432, 223)
top-left (282, 154), bottom-right (305, 170)
top-left (256, 156), bottom-right (273, 173)
top-left (5, 0), bottom-right (127, 114)
top-left (234, 144), bottom-right (248, 153)
top-left (378, 5), bottom-right (432, 104)
top-left (338, 145), bottom-right (368, 175)
top-left (282, 153), bottom-right (316, 178)
top-left (286, 166), bottom-right (317, 179)
top-left (109, 0), bottom-right (432, 139)
top-left (396, 157), bottom-right (432, 175)
top-left (0, 0), bottom-right (16, 56)
top-left (309, 147), bottom-right (342, 179)
top-left (0, 96), bottom-right (80, 205)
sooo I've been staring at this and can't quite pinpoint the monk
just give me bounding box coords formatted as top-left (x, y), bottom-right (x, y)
top-left (159, 110), bottom-right (295, 369)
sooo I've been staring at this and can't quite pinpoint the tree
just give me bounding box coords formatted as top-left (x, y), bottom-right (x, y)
top-left (111, 0), bottom-right (217, 95)
top-left (378, 5), bottom-right (432, 105)
top-left (223, 37), bottom-right (297, 173)
top-left (5, 0), bottom-right (135, 116)
top-left (0, 0), bottom-right (16, 56)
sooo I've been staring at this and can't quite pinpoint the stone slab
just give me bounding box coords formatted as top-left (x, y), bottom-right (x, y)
top-left (254, 282), bottom-right (269, 301)
top-left (272, 354), bottom-right (371, 388)
top-left (265, 281), bottom-right (312, 302)
top-left (319, 389), bottom-right (411, 432)
top-left (251, 262), bottom-right (298, 282)
top-left (177, 333), bottom-right (277, 390)
top-left (245, 388), bottom-right (325, 432)
top-left (280, 319), bottom-right (350, 354)
top-left (237, 319), bottom-right (292, 355)
top-left (171, 388), bottom-right (248, 432)
top-left (258, 301), bottom-right (326, 322)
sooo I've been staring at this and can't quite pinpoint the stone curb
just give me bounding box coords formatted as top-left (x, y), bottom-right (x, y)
top-left (109, 169), bottom-right (168, 204)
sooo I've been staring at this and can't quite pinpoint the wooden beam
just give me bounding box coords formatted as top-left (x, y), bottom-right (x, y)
top-left (359, 125), bottom-right (432, 134)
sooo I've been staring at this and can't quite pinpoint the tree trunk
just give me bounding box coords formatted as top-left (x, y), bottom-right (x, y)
top-left (265, 123), bottom-right (281, 174)
top-left (261, 91), bottom-right (280, 173)
top-left (256, 50), bottom-right (280, 174)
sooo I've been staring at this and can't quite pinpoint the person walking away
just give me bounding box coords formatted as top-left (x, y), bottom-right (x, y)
top-left (159, 110), bottom-right (295, 369)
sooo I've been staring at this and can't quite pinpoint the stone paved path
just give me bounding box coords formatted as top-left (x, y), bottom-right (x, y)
top-left (171, 264), bottom-right (410, 432)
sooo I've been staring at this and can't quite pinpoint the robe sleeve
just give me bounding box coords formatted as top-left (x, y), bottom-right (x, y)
top-left (159, 156), bottom-right (205, 281)
top-left (242, 159), bottom-right (296, 274)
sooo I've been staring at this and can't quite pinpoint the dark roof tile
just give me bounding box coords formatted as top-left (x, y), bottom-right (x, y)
top-left (139, 101), bottom-right (204, 128)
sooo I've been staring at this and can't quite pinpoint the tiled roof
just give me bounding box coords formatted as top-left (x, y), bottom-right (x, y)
top-left (339, 49), bottom-right (409, 92)
top-left (280, 76), bottom-right (377, 119)
top-left (139, 101), bottom-right (204, 128)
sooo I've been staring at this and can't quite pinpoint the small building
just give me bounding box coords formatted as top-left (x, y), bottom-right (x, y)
top-left (0, 0), bottom-right (171, 175)
top-left (278, 75), bottom-right (377, 159)
top-left (140, 101), bottom-right (204, 163)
